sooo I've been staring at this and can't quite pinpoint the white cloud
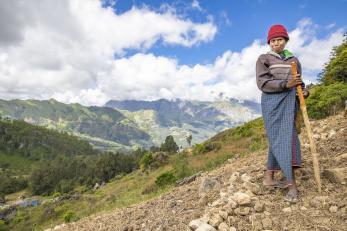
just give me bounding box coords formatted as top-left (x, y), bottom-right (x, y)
top-left (0, 0), bottom-right (217, 103)
top-left (0, 1), bottom-right (344, 106)
top-left (192, 0), bottom-right (203, 11)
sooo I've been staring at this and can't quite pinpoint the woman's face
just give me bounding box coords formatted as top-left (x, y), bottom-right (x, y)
top-left (269, 37), bottom-right (287, 53)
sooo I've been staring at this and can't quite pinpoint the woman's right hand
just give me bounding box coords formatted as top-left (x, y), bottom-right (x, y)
top-left (286, 74), bottom-right (303, 88)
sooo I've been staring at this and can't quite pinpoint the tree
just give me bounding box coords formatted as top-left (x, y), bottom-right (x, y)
top-left (319, 32), bottom-right (347, 85)
top-left (139, 152), bottom-right (154, 170)
top-left (186, 134), bottom-right (192, 146)
top-left (306, 33), bottom-right (347, 119)
top-left (160, 135), bottom-right (179, 153)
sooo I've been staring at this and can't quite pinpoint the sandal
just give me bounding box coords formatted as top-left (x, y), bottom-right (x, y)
top-left (284, 190), bottom-right (299, 203)
top-left (262, 180), bottom-right (288, 189)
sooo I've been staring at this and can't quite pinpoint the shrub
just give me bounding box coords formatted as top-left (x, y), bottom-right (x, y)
top-left (62, 211), bottom-right (78, 223)
top-left (141, 184), bottom-right (158, 195)
top-left (0, 174), bottom-right (28, 194)
top-left (56, 179), bottom-right (74, 194)
top-left (139, 152), bottom-right (154, 170)
top-left (172, 153), bottom-right (192, 179)
top-left (205, 141), bottom-right (222, 152)
top-left (307, 82), bottom-right (347, 119)
top-left (155, 172), bottom-right (177, 187)
top-left (0, 220), bottom-right (7, 231)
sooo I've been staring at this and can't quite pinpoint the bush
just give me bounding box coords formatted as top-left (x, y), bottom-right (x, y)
top-left (56, 179), bottom-right (74, 194)
top-left (172, 153), bottom-right (192, 179)
top-left (62, 211), bottom-right (78, 223)
top-left (141, 184), bottom-right (158, 195)
top-left (52, 192), bottom-right (61, 198)
top-left (0, 220), bottom-right (7, 231)
top-left (193, 141), bottom-right (222, 155)
top-left (139, 152), bottom-right (154, 170)
top-left (205, 141), bottom-right (222, 152)
top-left (0, 174), bottom-right (28, 194)
top-left (155, 172), bottom-right (177, 187)
top-left (307, 82), bottom-right (347, 119)
top-left (193, 143), bottom-right (208, 155)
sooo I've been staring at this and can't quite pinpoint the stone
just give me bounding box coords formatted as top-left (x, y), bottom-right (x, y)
top-left (282, 207), bottom-right (292, 213)
top-left (313, 134), bottom-right (320, 140)
top-left (199, 195), bottom-right (209, 206)
top-left (335, 153), bottom-right (347, 162)
top-left (229, 172), bottom-right (240, 184)
top-left (93, 182), bottom-right (100, 190)
top-left (233, 192), bottom-right (251, 205)
top-left (328, 129), bottom-right (336, 138)
top-left (199, 177), bottom-right (220, 195)
top-left (218, 222), bottom-right (230, 231)
top-left (322, 168), bottom-right (347, 183)
top-left (227, 216), bottom-right (237, 226)
top-left (263, 211), bottom-right (271, 216)
top-left (227, 199), bottom-right (238, 209)
top-left (309, 196), bottom-right (329, 208)
top-left (211, 199), bottom-right (225, 207)
top-left (241, 174), bottom-right (251, 183)
top-left (220, 191), bottom-right (228, 199)
top-left (209, 214), bottom-right (223, 227)
top-left (329, 206), bottom-right (338, 213)
top-left (321, 133), bottom-right (328, 140)
top-left (261, 217), bottom-right (273, 229)
top-left (196, 223), bottom-right (217, 231)
top-left (243, 182), bottom-right (261, 195)
top-left (222, 204), bottom-right (234, 215)
top-left (219, 210), bottom-right (229, 220)
top-left (229, 227), bottom-right (237, 231)
top-left (234, 207), bottom-right (250, 216)
top-left (300, 206), bottom-right (308, 211)
top-left (251, 221), bottom-right (263, 231)
top-left (189, 218), bottom-right (207, 230)
top-left (254, 201), bottom-right (264, 212)
top-left (248, 214), bottom-right (261, 223)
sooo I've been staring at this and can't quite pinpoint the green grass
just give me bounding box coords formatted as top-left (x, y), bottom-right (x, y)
top-left (6, 165), bottom-right (174, 231)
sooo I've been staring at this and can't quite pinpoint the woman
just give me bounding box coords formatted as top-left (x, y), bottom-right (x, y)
top-left (256, 24), bottom-right (309, 202)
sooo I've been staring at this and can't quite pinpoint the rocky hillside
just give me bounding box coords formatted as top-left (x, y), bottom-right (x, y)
top-left (48, 113), bottom-right (346, 231)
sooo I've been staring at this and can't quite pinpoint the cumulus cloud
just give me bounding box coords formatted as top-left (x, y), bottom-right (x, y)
top-left (0, 0), bottom-right (217, 104)
top-left (0, 1), bottom-right (344, 106)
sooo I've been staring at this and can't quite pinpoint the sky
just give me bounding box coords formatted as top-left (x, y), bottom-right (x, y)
top-left (0, 0), bottom-right (346, 106)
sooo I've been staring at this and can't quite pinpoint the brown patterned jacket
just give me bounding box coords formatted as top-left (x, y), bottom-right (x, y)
top-left (256, 50), bottom-right (302, 93)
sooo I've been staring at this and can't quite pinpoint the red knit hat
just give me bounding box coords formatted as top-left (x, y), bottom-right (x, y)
top-left (267, 24), bottom-right (289, 44)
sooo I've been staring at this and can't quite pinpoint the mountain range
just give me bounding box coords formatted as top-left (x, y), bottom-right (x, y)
top-left (0, 98), bottom-right (261, 151)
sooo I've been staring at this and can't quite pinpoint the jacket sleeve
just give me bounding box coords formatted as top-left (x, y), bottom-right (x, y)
top-left (256, 55), bottom-right (286, 93)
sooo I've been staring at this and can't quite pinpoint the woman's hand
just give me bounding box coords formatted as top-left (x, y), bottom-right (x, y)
top-left (303, 89), bottom-right (310, 98)
top-left (286, 74), bottom-right (302, 88)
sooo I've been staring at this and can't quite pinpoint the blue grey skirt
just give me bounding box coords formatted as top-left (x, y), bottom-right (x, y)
top-left (261, 89), bottom-right (302, 182)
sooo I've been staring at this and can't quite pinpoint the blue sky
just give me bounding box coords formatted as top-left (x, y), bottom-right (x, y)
top-left (109, 0), bottom-right (347, 65)
top-left (0, 0), bottom-right (346, 105)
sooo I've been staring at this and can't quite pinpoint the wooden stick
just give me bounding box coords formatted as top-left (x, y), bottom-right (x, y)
top-left (291, 62), bottom-right (322, 193)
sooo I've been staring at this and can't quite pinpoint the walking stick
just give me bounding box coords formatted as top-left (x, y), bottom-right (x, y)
top-left (291, 62), bottom-right (322, 193)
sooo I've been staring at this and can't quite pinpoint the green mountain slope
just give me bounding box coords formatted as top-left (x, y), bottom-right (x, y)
top-left (0, 99), bottom-right (152, 151)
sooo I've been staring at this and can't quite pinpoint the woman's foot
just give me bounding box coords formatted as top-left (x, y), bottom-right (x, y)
top-left (262, 180), bottom-right (288, 189)
top-left (284, 188), bottom-right (299, 203)
top-left (263, 170), bottom-right (288, 189)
